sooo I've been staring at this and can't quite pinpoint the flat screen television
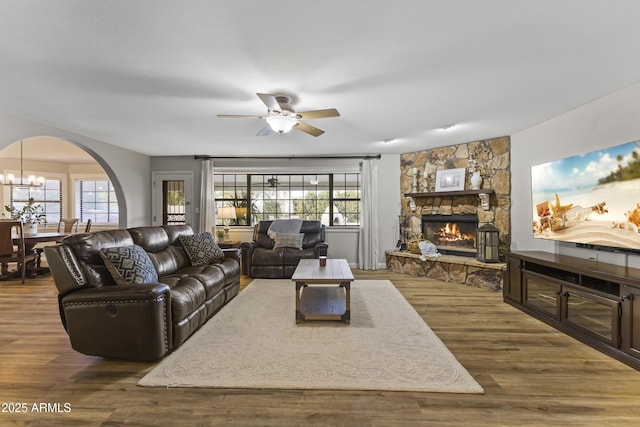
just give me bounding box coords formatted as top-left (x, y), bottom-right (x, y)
top-left (531, 139), bottom-right (640, 254)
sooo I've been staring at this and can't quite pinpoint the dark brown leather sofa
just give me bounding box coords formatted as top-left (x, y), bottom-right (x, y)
top-left (44, 225), bottom-right (240, 361)
top-left (240, 220), bottom-right (328, 278)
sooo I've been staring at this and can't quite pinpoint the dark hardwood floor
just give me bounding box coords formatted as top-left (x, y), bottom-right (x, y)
top-left (1, 269), bottom-right (640, 426)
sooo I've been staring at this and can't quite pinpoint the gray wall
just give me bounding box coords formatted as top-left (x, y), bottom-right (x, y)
top-left (511, 81), bottom-right (640, 268)
top-left (151, 154), bottom-right (401, 268)
top-left (0, 112), bottom-right (151, 228)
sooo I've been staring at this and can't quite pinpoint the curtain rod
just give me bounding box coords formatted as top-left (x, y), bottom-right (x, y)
top-left (194, 154), bottom-right (381, 160)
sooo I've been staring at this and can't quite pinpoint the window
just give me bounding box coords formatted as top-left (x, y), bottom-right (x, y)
top-left (163, 180), bottom-right (186, 225)
top-left (214, 174), bottom-right (248, 225)
top-left (10, 179), bottom-right (62, 225)
top-left (214, 173), bottom-right (360, 226)
top-left (332, 173), bottom-right (361, 226)
top-left (75, 180), bottom-right (119, 225)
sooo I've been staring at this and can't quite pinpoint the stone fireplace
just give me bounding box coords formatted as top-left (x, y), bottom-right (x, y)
top-left (385, 136), bottom-right (510, 291)
top-left (399, 136), bottom-right (511, 257)
top-left (422, 214), bottom-right (478, 256)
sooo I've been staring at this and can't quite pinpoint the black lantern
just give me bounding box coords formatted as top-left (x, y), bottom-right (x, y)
top-left (476, 223), bottom-right (499, 263)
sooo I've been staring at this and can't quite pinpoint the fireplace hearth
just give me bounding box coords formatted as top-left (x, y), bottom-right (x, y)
top-left (422, 214), bottom-right (478, 256)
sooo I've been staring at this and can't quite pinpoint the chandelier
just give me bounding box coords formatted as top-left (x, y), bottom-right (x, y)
top-left (0, 140), bottom-right (45, 187)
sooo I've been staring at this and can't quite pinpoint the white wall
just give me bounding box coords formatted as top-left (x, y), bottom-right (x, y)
top-left (151, 154), bottom-right (401, 268)
top-left (0, 112), bottom-right (151, 227)
top-left (511, 82), bottom-right (640, 267)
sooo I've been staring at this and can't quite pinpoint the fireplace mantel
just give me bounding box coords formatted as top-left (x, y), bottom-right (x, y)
top-left (405, 189), bottom-right (494, 210)
top-left (404, 189), bottom-right (494, 198)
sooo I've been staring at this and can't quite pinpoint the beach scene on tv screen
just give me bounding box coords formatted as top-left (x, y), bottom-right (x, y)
top-left (532, 139), bottom-right (640, 249)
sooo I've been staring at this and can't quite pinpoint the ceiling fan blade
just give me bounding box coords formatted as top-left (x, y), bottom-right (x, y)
top-left (217, 114), bottom-right (265, 119)
top-left (295, 121), bottom-right (325, 137)
top-left (256, 125), bottom-right (272, 136)
top-left (256, 93), bottom-right (281, 112)
top-left (296, 108), bottom-right (340, 120)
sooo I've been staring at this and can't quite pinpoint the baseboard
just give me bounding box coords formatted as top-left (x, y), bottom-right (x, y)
top-left (348, 262), bottom-right (387, 270)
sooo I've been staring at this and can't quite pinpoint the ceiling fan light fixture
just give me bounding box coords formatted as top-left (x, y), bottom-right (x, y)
top-left (267, 175), bottom-right (279, 188)
top-left (266, 115), bottom-right (297, 133)
top-left (219, 93), bottom-right (338, 137)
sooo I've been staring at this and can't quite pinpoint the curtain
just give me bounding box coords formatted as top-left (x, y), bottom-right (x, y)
top-left (358, 158), bottom-right (379, 270)
top-left (199, 159), bottom-right (215, 234)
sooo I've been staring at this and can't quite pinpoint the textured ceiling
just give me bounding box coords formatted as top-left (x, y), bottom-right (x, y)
top-left (1, 1), bottom-right (640, 158)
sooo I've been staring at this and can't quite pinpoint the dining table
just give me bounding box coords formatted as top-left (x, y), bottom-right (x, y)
top-left (1, 232), bottom-right (70, 280)
top-left (22, 231), bottom-right (70, 247)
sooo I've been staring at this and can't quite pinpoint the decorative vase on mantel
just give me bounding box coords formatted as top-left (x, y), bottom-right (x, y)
top-left (470, 171), bottom-right (482, 190)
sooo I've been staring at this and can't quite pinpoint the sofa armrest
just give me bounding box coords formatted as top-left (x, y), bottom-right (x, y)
top-left (240, 241), bottom-right (258, 251)
top-left (240, 241), bottom-right (258, 276)
top-left (314, 242), bottom-right (328, 258)
top-left (44, 245), bottom-right (88, 296)
top-left (61, 283), bottom-right (172, 361)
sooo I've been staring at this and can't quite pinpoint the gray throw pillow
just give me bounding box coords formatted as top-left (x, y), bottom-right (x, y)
top-left (100, 244), bottom-right (159, 285)
top-left (273, 232), bottom-right (304, 250)
top-left (179, 232), bottom-right (225, 266)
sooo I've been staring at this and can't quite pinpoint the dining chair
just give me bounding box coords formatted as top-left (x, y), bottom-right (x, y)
top-left (0, 220), bottom-right (37, 283)
top-left (57, 218), bottom-right (79, 233)
top-left (83, 219), bottom-right (92, 233)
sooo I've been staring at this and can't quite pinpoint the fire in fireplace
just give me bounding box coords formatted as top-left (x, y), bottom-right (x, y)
top-left (422, 214), bottom-right (478, 256)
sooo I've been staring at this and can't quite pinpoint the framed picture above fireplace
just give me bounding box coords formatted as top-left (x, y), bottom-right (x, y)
top-left (435, 168), bottom-right (465, 192)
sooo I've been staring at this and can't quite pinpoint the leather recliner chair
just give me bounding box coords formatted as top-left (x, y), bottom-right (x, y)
top-left (240, 220), bottom-right (328, 279)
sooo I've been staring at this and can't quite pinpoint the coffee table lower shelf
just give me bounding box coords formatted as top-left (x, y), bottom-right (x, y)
top-left (296, 284), bottom-right (350, 324)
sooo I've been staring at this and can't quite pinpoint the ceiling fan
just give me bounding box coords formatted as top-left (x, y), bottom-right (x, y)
top-left (267, 175), bottom-right (278, 188)
top-left (217, 93), bottom-right (340, 137)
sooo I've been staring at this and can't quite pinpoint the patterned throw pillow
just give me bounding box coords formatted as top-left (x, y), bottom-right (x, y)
top-left (100, 245), bottom-right (159, 285)
top-left (273, 232), bottom-right (304, 250)
top-left (179, 232), bottom-right (225, 266)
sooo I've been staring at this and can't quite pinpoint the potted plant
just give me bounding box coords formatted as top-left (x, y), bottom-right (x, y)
top-left (4, 197), bottom-right (46, 234)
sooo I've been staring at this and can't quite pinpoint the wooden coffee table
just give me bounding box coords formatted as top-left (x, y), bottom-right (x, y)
top-left (292, 258), bottom-right (354, 324)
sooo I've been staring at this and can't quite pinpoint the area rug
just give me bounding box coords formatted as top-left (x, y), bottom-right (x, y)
top-left (138, 279), bottom-right (484, 394)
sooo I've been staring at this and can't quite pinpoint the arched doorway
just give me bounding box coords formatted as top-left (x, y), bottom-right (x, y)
top-left (0, 136), bottom-right (126, 230)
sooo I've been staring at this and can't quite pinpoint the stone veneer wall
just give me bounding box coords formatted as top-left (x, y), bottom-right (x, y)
top-left (400, 136), bottom-right (511, 257)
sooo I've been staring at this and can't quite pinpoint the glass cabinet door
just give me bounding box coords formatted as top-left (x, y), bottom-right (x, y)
top-left (561, 285), bottom-right (620, 347)
top-left (523, 272), bottom-right (561, 319)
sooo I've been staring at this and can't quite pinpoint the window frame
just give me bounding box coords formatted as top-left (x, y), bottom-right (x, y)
top-left (214, 172), bottom-right (361, 227)
top-left (74, 177), bottom-right (119, 226)
top-left (9, 178), bottom-right (63, 226)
